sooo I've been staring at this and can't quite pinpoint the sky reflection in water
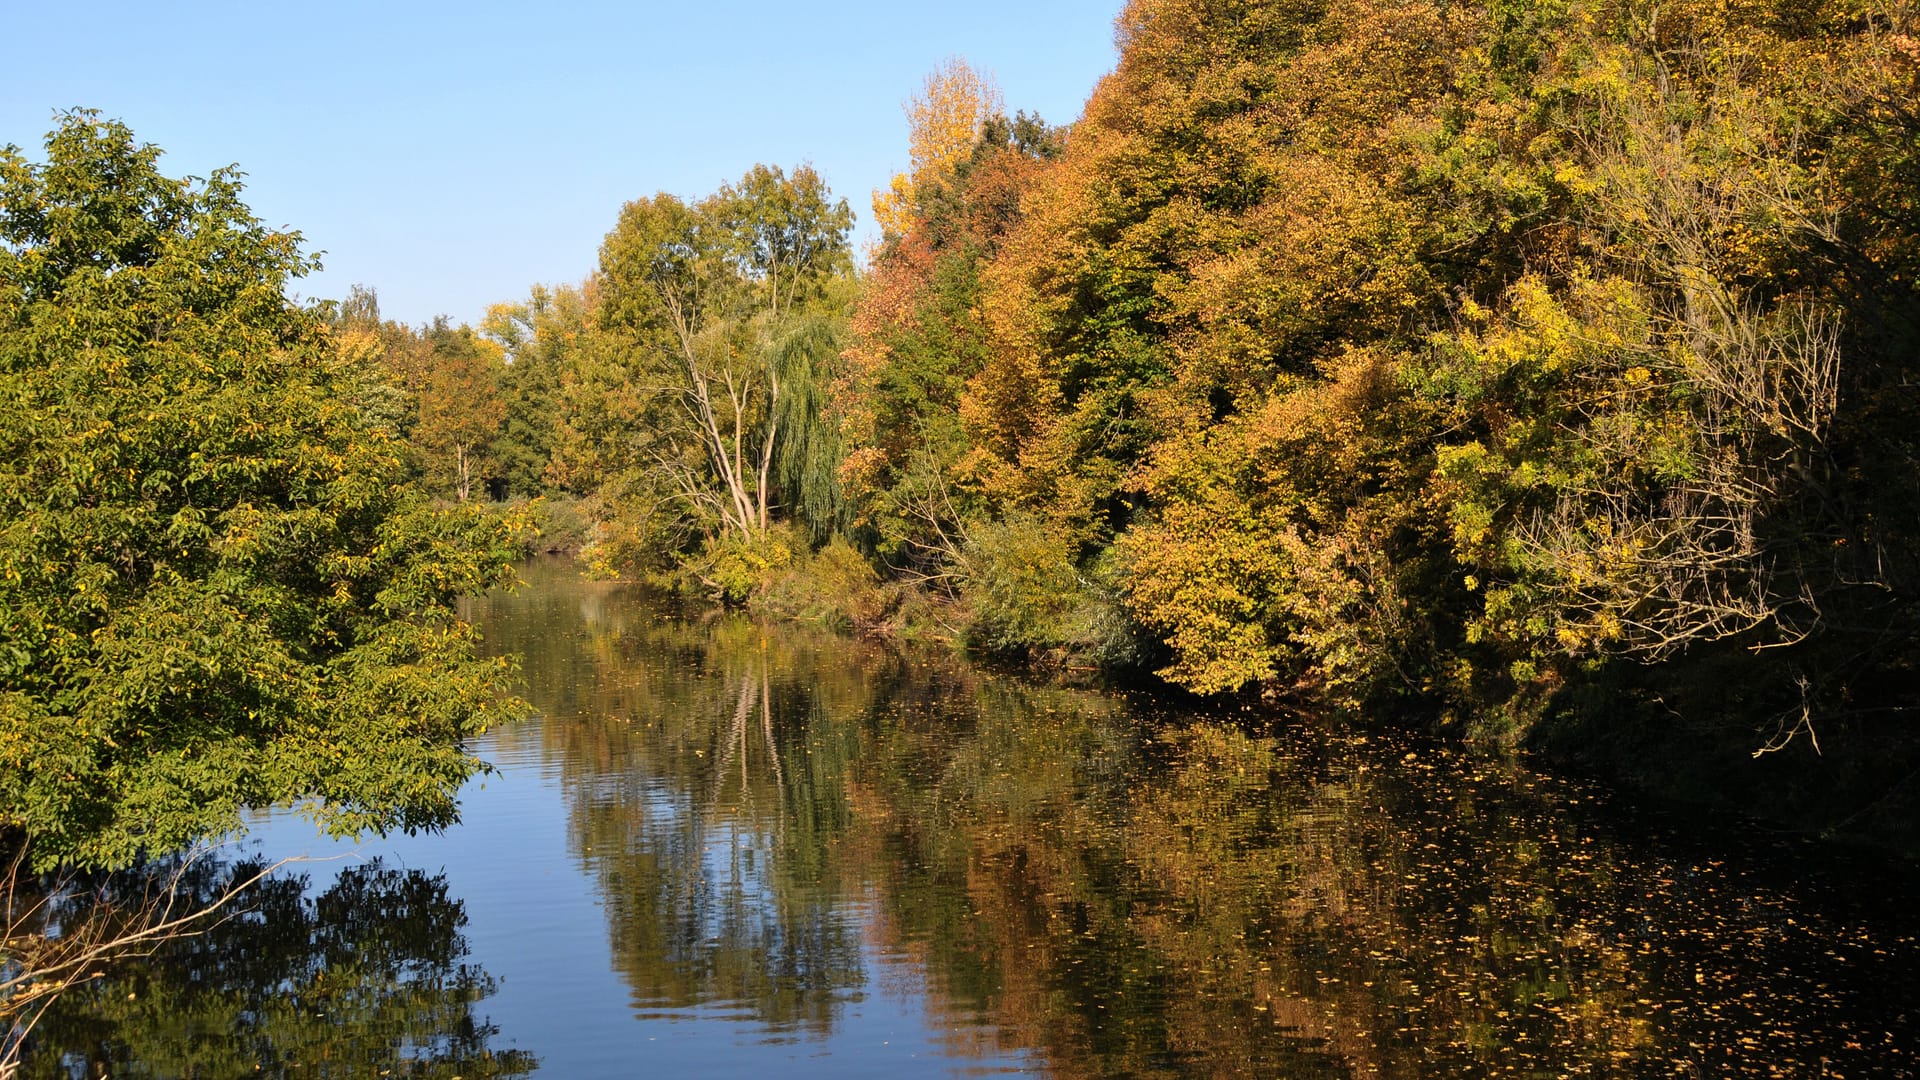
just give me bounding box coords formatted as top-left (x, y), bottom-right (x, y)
top-left (23, 556), bottom-right (1918, 1077)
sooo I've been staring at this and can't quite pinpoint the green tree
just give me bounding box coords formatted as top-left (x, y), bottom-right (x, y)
top-left (842, 108), bottom-right (1062, 574)
top-left (480, 285), bottom-right (575, 499)
top-left (326, 285), bottom-right (419, 445)
top-left (0, 113), bottom-right (522, 871)
top-left (594, 164), bottom-right (853, 564)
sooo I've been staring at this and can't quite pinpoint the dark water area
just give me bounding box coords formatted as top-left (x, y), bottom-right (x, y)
top-left (19, 557), bottom-right (1918, 1077)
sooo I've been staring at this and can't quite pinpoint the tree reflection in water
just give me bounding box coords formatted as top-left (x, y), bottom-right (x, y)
top-left (14, 857), bottom-right (535, 1078)
top-left (538, 606), bottom-right (875, 1034)
top-left (481, 558), bottom-right (1920, 1076)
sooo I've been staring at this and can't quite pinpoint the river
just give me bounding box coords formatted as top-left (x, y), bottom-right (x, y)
top-left (19, 557), bottom-right (1918, 1077)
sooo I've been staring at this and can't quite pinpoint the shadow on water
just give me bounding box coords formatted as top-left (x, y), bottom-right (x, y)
top-left (19, 556), bottom-right (1917, 1076)
top-left (13, 855), bottom-right (536, 1078)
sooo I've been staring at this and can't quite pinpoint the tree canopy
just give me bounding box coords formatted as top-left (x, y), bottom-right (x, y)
top-left (18, 0), bottom-right (1908, 851)
top-left (814, 0), bottom-right (1920, 811)
top-left (0, 113), bottom-right (522, 871)
top-left (592, 164), bottom-right (853, 568)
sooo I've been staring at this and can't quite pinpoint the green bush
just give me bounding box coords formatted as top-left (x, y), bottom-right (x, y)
top-left (755, 536), bottom-right (901, 631)
top-left (520, 495), bottom-right (592, 555)
top-left (675, 527), bottom-right (797, 605)
top-left (958, 516), bottom-right (1141, 669)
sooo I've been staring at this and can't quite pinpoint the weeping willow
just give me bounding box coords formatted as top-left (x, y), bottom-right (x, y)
top-left (767, 313), bottom-right (848, 544)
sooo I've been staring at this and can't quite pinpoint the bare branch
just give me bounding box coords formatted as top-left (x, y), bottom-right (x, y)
top-left (3, 847), bottom-right (329, 1074)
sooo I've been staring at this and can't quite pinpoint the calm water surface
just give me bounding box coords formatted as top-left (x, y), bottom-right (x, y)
top-left (24, 558), bottom-right (1919, 1076)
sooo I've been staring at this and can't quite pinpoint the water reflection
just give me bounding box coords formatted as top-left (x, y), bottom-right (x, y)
top-left (17, 857), bottom-right (536, 1078)
top-left (520, 610), bottom-right (850, 1031)
top-left (473, 558), bottom-right (1916, 1077)
top-left (21, 558), bottom-right (1915, 1076)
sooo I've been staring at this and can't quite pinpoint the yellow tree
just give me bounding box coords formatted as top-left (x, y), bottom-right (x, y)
top-left (411, 320), bottom-right (508, 502)
top-left (871, 58), bottom-right (1004, 240)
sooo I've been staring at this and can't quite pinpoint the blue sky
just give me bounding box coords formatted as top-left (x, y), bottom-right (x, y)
top-left (4, 1), bottom-right (1122, 327)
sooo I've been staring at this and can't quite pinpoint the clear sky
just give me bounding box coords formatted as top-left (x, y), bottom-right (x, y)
top-left (4, 1), bottom-right (1122, 328)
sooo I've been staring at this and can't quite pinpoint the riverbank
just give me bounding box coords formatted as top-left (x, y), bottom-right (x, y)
top-left (575, 538), bottom-right (1920, 860)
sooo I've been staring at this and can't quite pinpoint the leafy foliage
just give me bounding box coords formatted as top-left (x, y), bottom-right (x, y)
top-left (593, 164), bottom-right (854, 568)
top-left (871, 58), bottom-right (1006, 241)
top-left (0, 114), bottom-right (522, 870)
top-left (819, 0), bottom-right (1920, 773)
top-left (198, 0), bottom-right (1918, 790)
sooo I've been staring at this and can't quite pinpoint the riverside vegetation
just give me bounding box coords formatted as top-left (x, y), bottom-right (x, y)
top-left (0, 112), bottom-right (523, 1063)
top-left (3, 0), bottom-right (1918, 1050)
top-left (324, 0), bottom-right (1917, 839)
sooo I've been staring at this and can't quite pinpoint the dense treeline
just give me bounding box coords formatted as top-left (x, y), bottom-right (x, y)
top-left (5, 0), bottom-right (1912, 1054)
top-left (336, 0), bottom-right (1918, 824)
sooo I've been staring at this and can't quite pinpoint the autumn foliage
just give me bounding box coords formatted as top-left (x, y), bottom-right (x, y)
top-left (263, 0), bottom-right (1920, 800)
top-left (828, 0), bottom-right (1920, 794)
